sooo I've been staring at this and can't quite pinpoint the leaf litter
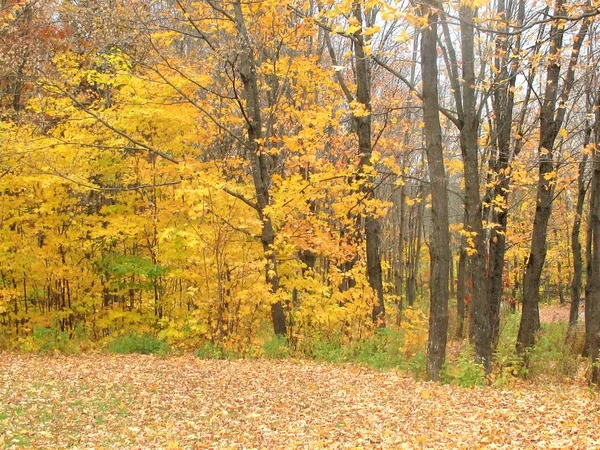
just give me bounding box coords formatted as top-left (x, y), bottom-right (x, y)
top-left (0, 354), bottom-right (599, 449)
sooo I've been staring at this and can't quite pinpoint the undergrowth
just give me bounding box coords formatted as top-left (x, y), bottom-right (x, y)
top-left (4, 306), bottom-right (589, 388)
top-left (107, 332), bottom-right (169, 355)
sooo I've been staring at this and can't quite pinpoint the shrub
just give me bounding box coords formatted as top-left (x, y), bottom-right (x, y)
top-left (529, 321), bottom-right (581, 379)
top-left (195, 342), bottom-right (237, 359)
top-left (262, 335), bottom-right (290, 359)
top-left (309, 336), bottom-right (345, 363)
top-left (443, 345), bottom-right (486, 387)
top-left (351, 328), bottom-right (405, 370)
top-left (107, 333), bottom-right (169, 355)
top-left (33, 326), bottom-right (79, 354)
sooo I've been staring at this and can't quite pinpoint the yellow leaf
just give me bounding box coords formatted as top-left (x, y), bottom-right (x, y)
top-left (362, 25), bottom-right (381, 36)
top-left (395, 30), bottom-right (411, 43)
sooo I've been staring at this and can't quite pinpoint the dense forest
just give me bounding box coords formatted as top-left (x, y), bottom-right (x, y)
top-left (1, 0), bottom-right (599, 383)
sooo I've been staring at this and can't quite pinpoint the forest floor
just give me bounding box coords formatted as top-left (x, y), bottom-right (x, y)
top-left (1, 350), bottom-right (600, 449)
top-left (538, 301), bottom-right (584, 324)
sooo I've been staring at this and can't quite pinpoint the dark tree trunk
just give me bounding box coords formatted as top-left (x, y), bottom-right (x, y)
top-left (570, 137), bottom-right (590, 326)
top-left (456, 244), bottom-right (468, 339)
top-left (394, 185), bottom-right (406, 325)
top-left (458, 4), bottom-right (490, 371)
top-left (449, 251), bottom-right (455, 299)
top-left (420, 2), bottom-right (450, 380)
top-left (351, 4), bottom-right (385, 326)
top-left (557, 260), bottom-right (565, 305)
top-left (233, 0), bottom-right (286, 335)
top-left (517, 0), bottom-right (589, 354)
top-left (486, 0), bottom-right (526, 348)
top-left (588, 98), bottom-right (600, 384)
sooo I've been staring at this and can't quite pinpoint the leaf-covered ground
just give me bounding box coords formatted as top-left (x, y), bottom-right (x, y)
top-left (1, 354), bottom-right (599, 449)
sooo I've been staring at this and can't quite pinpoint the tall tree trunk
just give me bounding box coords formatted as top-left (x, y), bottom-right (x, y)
top-left (456, 244), bottom-right (468, 339)
top-left (570, 133), bottom-right (590, 326)
top-left (420, 2), bottom-right (450, 380)
top-left (233, 0), bottom-right (286, 335)
top-left (588, 96), bottom-right (600, 384)
top-left (351, 3), bottom-right (385, 326)
top-left (323, 4), bottom-right (385, 324)
top-left (486, 0), bottom-right (526, 348)
top-left (517, 0), bottom-right (589, 353)
top-left (406, 181), bottom-right (423, 307)
top-left (458, 4), bottom-right (490, 371)
top-left (394, 185), bottom-right (406, 325)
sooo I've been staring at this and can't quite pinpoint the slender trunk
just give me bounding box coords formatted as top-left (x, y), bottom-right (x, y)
top-left (485, 0), bottom-right (526, 347)
top-left (517, 0), bottom-right (589, 354)
top-left (588, 98), bottom-right (600, 384)
top-left (459, 4), bottom-right (490, 371)
top-left (421, 2), bottom-right (450, 380)
top-left (570, 139), bottom-right (590, 326)
top-left (456, 244), bottom-right (468, 339)
top-left (395, 185), bottom-right (406, 325)
top-left (352, 3), bottom-right (385, 326)
top-left (557, 260), bottom-right (565, 305)
top-left (449, 251), bottom-right (455, 299)
top-left (233, 0), bottom-right (286, 335)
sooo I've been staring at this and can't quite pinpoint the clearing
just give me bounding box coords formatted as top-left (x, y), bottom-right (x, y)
top-left (0, 354), bottom-right (599, 449)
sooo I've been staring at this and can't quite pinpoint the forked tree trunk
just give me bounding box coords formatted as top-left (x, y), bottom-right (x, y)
top-left (458, 3), bottom-right (490, 371)
top-left (486, 0), bottom-right (526, 348)
top-left (517, 0), bottom-right (589, 354)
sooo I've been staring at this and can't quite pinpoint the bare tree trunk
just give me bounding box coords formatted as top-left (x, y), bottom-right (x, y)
top-left (588, 96), bottom-right (600, 384)
top-left (421, 1), bottom-right (450, 380)
top-left (458, 4), bottom-right (490, 371)
top-left (517, 0), bottom-right (589, 354)
top-left (406, 181), bottom-right (423, 308)
top-left (456, 244), bottom-right (468, 339)
top-left (486, 0), bottom-right (526, 348)
top-left (395, 185), bottom-right (406, 325)
top-left (570, 134), bottom-right (590, 326)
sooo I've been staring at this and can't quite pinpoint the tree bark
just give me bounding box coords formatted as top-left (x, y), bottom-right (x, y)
top-left (588, 96), bottom-right (600, 384)
top-left (351, 3), bottom-right (385, 326)
top-left (486, 0), bottom-right (526, 348)
top-left (394, 185), bottom-right (406, 325)
top-left (456, 244), bottom-right (468, 339)
top-left (233, 0), bottom-right (286, 335)
top-left (458, 4), bottom-right (490, 371)
top-left (517, 0), bottom-right (589, 354)
top-left (570, 135), bottom-right (590, 326)
top-left (420, 2), bottom-right (450, 381)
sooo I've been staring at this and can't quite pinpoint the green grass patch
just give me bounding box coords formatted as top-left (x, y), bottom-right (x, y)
top-left (529, 321), bottom-right (583, 379)
top-left (442, 345), bottom-right (486, 388)
top-left (261, 335), bottom-right (290, 359)
top-left (107, 333), bottom-right (169, 355)
top-left (195, 342), bottom-right (238, 359)
top-left (32, 326), bottom-right (80, 354)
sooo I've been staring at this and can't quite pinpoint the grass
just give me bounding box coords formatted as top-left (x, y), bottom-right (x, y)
top-left (106, 333), bottom-right (169, 356)
top-left (493, 311), bottom-right (585, 383)
top-left (3, 305), bottom-right (590, 387)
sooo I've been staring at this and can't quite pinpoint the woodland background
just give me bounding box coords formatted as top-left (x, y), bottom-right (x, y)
top-left (1, 0), bottom-right (600, 384)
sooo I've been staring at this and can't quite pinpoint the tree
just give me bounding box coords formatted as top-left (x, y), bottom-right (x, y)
top-left (420, 0), bottom-right (450, 381)
top-left (587, 89), bottom-right (600, 384)
top-left (517, 1), bottom-right (590, 354)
